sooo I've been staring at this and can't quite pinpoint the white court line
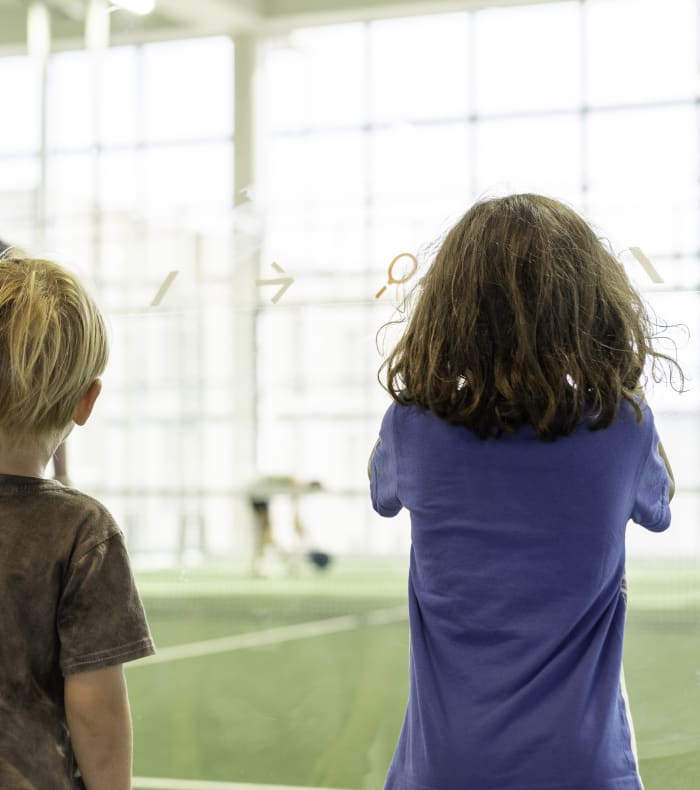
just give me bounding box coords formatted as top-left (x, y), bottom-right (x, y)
top-left (130, 606), bottom-right (408, 667)
top-left (133, 779), bottom-right (350, 790)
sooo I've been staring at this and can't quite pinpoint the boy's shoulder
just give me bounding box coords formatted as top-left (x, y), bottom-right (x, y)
top-left (0, 476), bottom-right (121, 561)
top-left (47, 483), bottom-right (122, 558)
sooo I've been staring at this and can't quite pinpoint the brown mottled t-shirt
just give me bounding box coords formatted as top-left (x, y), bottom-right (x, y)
top-left (0, 474), bottom-right (155, 789)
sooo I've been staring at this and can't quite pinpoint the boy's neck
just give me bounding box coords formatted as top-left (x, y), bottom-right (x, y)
top-left (0, 447), bottom-right (52, 479)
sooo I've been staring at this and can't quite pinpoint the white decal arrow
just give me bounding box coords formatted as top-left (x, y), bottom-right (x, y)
top-left (255, 262), bottom-right (295, 304)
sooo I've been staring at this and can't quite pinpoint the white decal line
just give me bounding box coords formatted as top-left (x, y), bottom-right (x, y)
top-left (629, 247), bottom-right (663, 284)
top-left (130, 607), bottom-right (408, 667)
top-left (150, 271), bottom-right (179, 307)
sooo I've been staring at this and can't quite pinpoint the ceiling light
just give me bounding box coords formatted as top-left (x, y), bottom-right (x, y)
top-left (110, 0), bottom-right (156, 15)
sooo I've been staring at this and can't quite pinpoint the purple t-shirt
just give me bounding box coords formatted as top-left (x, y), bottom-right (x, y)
top-left (371, 399), bottom-right (670, 790)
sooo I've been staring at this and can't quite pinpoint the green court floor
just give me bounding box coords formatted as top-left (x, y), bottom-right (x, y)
top-left (128, 560), bottom-right (700, 789)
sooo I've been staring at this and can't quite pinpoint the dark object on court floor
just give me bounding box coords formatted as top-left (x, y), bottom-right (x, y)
top-left (308, 550), bottom-right (332, 570)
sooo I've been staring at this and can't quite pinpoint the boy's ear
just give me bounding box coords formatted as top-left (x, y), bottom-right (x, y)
top-left (73, 379), bottom-right (102, 426)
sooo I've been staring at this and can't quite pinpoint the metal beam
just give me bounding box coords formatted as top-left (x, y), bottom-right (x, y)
top-left (0, 0), bottom-right (571, 52)
top-left (261, 0), bottom-right (564, 31)
top-left (152, 0), bottom-right (260, 31)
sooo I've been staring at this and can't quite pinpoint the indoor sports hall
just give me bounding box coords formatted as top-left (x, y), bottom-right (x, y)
top-left (0, 0), bottom-right (698, 788)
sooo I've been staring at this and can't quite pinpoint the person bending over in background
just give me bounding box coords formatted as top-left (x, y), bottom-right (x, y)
top-left (248, 476), bottom-right (327, 576)
top-left (370, 193), bottom-right (680, 790)
top-left (0, 255), bottom-right (155, 790)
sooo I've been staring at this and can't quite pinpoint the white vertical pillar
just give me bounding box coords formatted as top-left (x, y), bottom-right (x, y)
top-left (231, 34), bottom-right (260, 561)
top-left (85, 0), bottom-right (109, 273)
top-left (27, 2), bottom-right (50, 248)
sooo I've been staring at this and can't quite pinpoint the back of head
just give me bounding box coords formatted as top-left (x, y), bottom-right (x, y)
top-left (382, 193), bottom-right (681, 439)
top-left (0, 256), bottom-right (108, 448)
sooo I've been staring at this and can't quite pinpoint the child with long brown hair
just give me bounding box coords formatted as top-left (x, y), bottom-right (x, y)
top-left (370, 194), bottom-right (681, 790)
top-left (0, 255), bottom-right (155, 789)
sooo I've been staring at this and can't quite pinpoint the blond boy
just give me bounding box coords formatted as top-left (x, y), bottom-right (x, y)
top-left (0, 256), bottom-right (155, 789)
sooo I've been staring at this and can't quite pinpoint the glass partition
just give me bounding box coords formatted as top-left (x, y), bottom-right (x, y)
top-left (0, 2), bottom-right (698, 788)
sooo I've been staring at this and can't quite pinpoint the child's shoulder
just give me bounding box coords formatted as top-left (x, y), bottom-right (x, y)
top-left (49, 482), bottom-right (115, 518)
top-left (386, 400), bottom-right (431, 423)
top-left (0, 477), bottom-right (123, 567)
top-left (49, 484), bottom-right (122, 554)
top-left (611, 395), bottom-right (656, 436)
top-left (13, 480), bottom-right (123, 559)
top-left (386, 396), bottom-right (657, 444)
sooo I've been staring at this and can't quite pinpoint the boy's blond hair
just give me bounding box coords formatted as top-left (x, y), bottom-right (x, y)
top-left (0, 256), bottom-right (108, 447)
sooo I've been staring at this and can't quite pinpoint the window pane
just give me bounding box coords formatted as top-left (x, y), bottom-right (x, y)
top-left (143, 143), bottom-right (233, 215)
top-left (99, 149), bottom-right (141, 212)
top-left (0, 156), bottom-right (40, 192)
top-left (587, 107), bottom-right (697, 190)
top-left (285, 25), bottom-right (367, 129)
top-left (372, 123), bottom-right (470, 209)
top-left (371, 123), bottom-right (472, 264)
top-left (46, 152), bottom-right (95, 216)
top-left (0, 56), bottom-right (41, 154)
top-left (585, 189), bottom-right (699, 259)
top-left (265, 25), bottom-right (368, 132)
top-left (100, 46), bottom-right (139, 146)
top-left (263, 204), bottom-right (369, 277)
top-left (263, 44), bottom-right (309, 133)
top-left (646, 256), bottom-right (700, 290)
top-left (48, 51), bottom-right (96, 150)
top-left (370, 14), bottom-right (470, 123)
top-left (264, 131), bottom-right (368, 273)
top-left (267, 131), bottom-right (367, 210)
top-left (586, 107), bottom-right (698, 256)
top-left (475, 2), bottom-right (581, 113)
top-left (142, 37), bottom-right (234, 143)
top-left (586, 0), bottom-right (697, 105)
top-left (475, 114), bottom-right (582, 197)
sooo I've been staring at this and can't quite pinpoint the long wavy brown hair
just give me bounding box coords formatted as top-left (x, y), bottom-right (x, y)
top-left (380, 194), bottom-right (684, 440)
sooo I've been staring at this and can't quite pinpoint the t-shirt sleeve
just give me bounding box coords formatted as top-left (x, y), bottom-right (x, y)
top-left (630, 410), bottom-right (672, 532)
top-left (58, 533), bottom-right (156, 675)
top-left (370, 404), bottom-right (402, 517)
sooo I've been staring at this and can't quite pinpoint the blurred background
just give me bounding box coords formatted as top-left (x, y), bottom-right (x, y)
top-left (0, 0), bottom-right (698, 788)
